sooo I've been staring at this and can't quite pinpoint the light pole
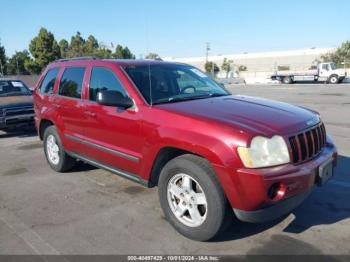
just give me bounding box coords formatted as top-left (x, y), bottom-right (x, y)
top-left (205, 42), bottom-right (210, 63)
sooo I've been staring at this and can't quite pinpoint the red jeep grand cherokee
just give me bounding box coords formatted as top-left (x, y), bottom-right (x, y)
top-left (33, 58), bottom-right (337, 241)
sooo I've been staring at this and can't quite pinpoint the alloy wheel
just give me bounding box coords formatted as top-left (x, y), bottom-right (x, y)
top-left (46, 134), bottom-right (60, 165)
top-left (167, 173), bottom-right (208, 227)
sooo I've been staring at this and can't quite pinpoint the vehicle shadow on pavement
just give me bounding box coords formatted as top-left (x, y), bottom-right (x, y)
top-left (213, 155), bottom-right (350, 242)
top-left (69, 161), bottom-right (98, 172)
top-left (284, 154), bottom-right (350, 233)
top-left (213, 217), bottom-right (284, 242)
top-left (0, 127), bottom-right (37, 139)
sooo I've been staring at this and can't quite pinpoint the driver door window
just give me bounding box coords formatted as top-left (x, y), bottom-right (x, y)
top-left (89, 67), bottom-right (128, 101)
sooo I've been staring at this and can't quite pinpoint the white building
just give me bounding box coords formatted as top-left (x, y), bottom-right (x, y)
top-left (164, 48), bottom-right (334, 83)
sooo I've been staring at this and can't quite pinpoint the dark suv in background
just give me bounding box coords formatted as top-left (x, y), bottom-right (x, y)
top-left (0, 79), bottom-right (34, 132)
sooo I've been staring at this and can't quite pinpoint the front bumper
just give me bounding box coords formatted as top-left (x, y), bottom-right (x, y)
top-left (214, 138), bottom-right (337, 223)
top-left (233, 189), bottom-right (312, 223)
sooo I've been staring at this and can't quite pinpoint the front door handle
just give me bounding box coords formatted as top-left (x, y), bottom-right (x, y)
top-left (53, 103), bottom-right (61, 109)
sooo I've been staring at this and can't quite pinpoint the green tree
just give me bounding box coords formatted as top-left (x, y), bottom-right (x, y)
top-left (7, 50), bottom-right (32, 75)
top-left (122, 46), bottom-right (135, 59)
top-left (321, 41), bottom-right (350, 67)
top-left (84, 35), bottom-right (99, 56)
top-left (24, 60), bottom-right (41, 75)
top-left (221, 58), bottom-right (233, 76)
top-left (68, 32), bottom-right (85, 57)
top-left (238, 65), bottom-right (247, 71)
top-left (145, 52), bottom-right (161, 60)
top-left (0, 40), bottom-right (7, 75)
top-left (113, 45), bottom-right (124, 59)
top-left (277, 65), bottom-right (290, 71)
top-left (26, 27), bottom-right (60, 74)
top-left (204, 61), bottom-right (219, 75)
top-left (113, 45), bottom-right (135, 59)
top-left (94, 47), bottom-right (112, 59)
top-left (59, 39), bottom-right (69, 58)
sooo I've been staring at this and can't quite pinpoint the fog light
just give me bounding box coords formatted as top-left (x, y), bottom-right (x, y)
top-left (268, 182), bottom-right (287, 201)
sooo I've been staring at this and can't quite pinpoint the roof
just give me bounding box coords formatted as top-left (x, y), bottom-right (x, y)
top-left (52, 58), bottom-right (186, 67)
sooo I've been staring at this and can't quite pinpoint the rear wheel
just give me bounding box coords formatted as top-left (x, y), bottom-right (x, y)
top-left (282, 76), bottom-right (292, 84)
top-left (43, 126), bottom-right (75, 172)
top-left (158, 154), bottom-right (231, 241)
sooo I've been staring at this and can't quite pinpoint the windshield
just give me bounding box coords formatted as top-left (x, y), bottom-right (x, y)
top-left (330, 63), bottom-right (337, 70)
top-left (123, 64), bottom-right (230, 105)
top-left (0, 80), bottom-right (32, 97)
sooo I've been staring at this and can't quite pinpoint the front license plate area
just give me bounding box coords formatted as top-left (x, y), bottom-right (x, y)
top-left (317, 158), bottom-right (333, 186)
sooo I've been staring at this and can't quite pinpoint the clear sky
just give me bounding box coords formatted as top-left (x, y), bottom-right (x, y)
top-left (1, 0), bottom-right (349, 58)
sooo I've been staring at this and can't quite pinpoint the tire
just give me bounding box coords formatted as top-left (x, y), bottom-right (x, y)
top-left (282, 76), bottom-right (292, 84)
top-left (43, 126), bottom-right (75, 172)
top-left (328, 75), bottom-right (339, 84)
top-left (158, 154), bottom-right (231, 241)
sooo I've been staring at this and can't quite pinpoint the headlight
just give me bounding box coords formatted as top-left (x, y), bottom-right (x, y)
top-left (237, 136), bottom-right (290, 168)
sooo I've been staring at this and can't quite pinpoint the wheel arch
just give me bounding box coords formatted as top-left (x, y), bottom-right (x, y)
top-left (39, 119), bottom-right (55, 140)
top-left (148, 146), bottom-right (198, 187)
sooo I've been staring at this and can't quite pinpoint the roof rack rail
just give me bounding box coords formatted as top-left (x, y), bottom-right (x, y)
top-left (55, 56), bottom-right (98, 62)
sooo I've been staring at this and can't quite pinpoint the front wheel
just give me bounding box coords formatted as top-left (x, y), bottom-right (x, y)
top-left (158, 154), bottom-right (231, 241)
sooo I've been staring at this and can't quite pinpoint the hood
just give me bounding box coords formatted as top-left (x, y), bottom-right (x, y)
top-left (334, 68), bottom-right (346, 76)
top-left (0, 95), bottom-right (33, 108)
top-left (155, 95), bottom-right (319, 136)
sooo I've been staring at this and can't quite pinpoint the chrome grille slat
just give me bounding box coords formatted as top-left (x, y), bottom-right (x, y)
top-left (289, 123), bottom-right (327, 164)
top-left (4, 107), bottom-right (34, 117)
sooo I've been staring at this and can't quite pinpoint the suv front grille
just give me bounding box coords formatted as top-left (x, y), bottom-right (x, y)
top-left (4, 106), bottom-right (34, 117)
top-left (288, 123), bottom-right (327, 164)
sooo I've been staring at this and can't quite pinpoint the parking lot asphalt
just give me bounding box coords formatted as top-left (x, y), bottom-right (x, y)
top-left (0, 84), bottom-right (349, 255)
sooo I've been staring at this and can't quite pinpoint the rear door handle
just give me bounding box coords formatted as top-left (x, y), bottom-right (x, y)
top-left (53, 104), bottom-right (61, 109)
top-left (84, 111), bottom-right (96, 117)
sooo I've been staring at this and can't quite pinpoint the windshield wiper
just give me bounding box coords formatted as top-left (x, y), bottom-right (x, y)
top-left (207, 93), bottom-right (229, 97)
top-left (153, 93), bottom-right (229, 105)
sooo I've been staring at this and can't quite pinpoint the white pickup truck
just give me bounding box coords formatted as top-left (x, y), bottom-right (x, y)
top-left (271, 62), bottom-right (347, 84)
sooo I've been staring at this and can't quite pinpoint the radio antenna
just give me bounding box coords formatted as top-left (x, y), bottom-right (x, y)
top-left (145, 15), bottom-right (153, 106)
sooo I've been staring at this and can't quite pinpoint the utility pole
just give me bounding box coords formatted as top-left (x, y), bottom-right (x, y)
top-left (205, 42), bottom-right (210, 62)
top-left (345, 50), bottom-right (350, 72)
top-left (0, 59), bottom-right (3, 77)
top-left (15, 56), bottom-right (19, 75)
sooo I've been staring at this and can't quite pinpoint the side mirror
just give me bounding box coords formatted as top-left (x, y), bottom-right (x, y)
top-left (96, 90), bottom-right (133, 109)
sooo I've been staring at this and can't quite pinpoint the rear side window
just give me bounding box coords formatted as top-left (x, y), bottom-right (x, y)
top-left (58, 67), bottom-right (85, 99)
top-left (39, 68), bottom-right (59, 94)
top-left (89, 67), bottom-right (128, 102)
